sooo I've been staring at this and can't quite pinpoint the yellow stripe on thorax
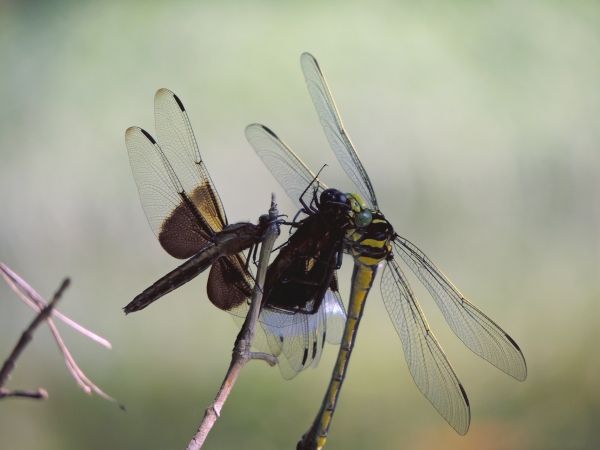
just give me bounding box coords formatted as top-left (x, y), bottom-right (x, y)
top-left (359, 238), bottom-right (387, 248)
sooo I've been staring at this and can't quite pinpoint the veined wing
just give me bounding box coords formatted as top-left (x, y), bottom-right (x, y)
top-left (125, 126), bottom-right (213, 259)
top-left (260, 289), bottom-right (346, 379)
top-left (126, 89), bottom-right (228, 259)
top-left (230, 289), bottom-right (346, 379)
top-left (154, 88), bottom-right (228, 234)
top-left (393, 237), bottom-right (527, 381)
top-left (246, 123), bottom-right (326, 210)
top-left (300, 52), bottom-right (378, 210)
top-left (381, 258), bottom-right (470, 435)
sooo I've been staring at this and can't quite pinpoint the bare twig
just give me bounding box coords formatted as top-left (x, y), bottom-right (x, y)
top-left (0, 387), bottom-right (48, 400)
top-left (0, 278), bottom-right (69, 398)
top-left (1, 263), bottom-right (111, 348)
top-left (186, 195), bottom-right (280, 450)
top-left (0, 264), bottom-right (118, 405)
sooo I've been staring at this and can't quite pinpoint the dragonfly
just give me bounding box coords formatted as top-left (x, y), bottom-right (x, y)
top-left (123, 88), bottom-right (346, 379)
top-left (245, 53), bottom-right (527, 449)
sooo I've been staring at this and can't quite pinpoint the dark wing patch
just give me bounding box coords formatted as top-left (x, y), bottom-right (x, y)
top-left (126, 89), bottom-right (231, 259)
top-left (207, 255), bottom-right (253, 310)
top-left (125, 126), bottom-right (214, 258)
top-left (154, 88), bottom-right (228, 231)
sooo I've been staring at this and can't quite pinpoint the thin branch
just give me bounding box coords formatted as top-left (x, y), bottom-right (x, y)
top-left (186, 195), bottom-right (280, 450)
top-left (0, 387), bottom-right (48, 400)
top-left (1, 263), bottom-right (111, 349)
top-left (0, 264), bottom-right (118, 405)
top-left (0, 278), bottom-right (70, 397)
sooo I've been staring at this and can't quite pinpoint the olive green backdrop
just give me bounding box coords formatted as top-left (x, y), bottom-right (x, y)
top-left (1, 1), bottom-right (599, 449)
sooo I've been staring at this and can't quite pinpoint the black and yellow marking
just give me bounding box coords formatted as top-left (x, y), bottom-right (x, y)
top-left (300, 211), bottom-right (394, 449)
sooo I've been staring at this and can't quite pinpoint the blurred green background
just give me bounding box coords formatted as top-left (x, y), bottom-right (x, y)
top-left (1, 1), bottom-right (599, 449)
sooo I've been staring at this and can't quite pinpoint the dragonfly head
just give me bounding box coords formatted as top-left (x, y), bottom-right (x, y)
top-left (319, 188), bottom-right (350, 210)
top-left (346, 193), bottom-right (373, 229)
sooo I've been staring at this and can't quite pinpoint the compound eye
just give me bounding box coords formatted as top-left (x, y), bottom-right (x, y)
top-left (320, 189), bottom-right (348, 208)
top-left (337, 192), bottom-right (348, 205)
top-left (354, 210), bottom-right (372, 228)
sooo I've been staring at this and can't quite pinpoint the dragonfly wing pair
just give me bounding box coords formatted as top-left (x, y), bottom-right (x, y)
top-left (380, 236), bottom-right (527, 434)
top-left (127, 89), bottom-right (227, 258)
top-left (392, 237), bottom-right (527, 382)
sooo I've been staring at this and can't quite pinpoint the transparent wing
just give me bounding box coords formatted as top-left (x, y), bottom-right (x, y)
top-left (393, 237), bottom-right (527, 381)
top-left (381, 258), bottom-right (470, 435)
top-left (125, 126), bottom-right (213, 258)
top-left (262, 289), bottom-right (347, 379)
top-left (230, 288), bottom-right (346, 379)
top-left (300, 52), bottom-right (378, 209)
top-left (154, 88), bottom-right (228, 233)
top-left (246, 123), bottom-right (327, 210)
top-left (322, 288), bottom-right (346, 345)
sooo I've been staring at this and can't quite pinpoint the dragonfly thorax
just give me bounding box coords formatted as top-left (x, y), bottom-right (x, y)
top-left (346, 211), bottom-right (394, 266)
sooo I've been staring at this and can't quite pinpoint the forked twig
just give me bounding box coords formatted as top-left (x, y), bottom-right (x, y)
top-left (186, 195), bottom-right (280, 450)
top-left (0, 278), bottom-right (70, 398)
top-left (0, 264), bottom-right (117, 404)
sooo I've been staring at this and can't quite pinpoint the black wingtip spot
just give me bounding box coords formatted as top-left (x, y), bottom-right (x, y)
top-left (505, 333), bottom-right (522, 351)
top-left (459, 382), bottom-right (470, 407)
top-left (301, 348), bottom-right (308, 366)
top-left (173, 94), bottom-right (185, 111)
top-left (303, 52), bottom-right (322, 74)
top-left (313, 59), bottom-right (322, 74)
top-left (261, 125), bottom-right (278, 138)
top-left (140, 129), bottom-right (157, 144)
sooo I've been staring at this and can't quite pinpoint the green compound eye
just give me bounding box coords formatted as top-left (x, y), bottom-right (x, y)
top-left (354, 210), bottom-right (372, 228)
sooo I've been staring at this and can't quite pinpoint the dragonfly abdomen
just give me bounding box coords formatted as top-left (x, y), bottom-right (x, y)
top-left (301, 262), bottom-right (378, 449)
top-left (124, 242), bottom-right (218, 314)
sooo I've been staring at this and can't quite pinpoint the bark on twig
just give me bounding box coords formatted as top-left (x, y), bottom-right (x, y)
top-left (186, 195), bottom-right (280, 450)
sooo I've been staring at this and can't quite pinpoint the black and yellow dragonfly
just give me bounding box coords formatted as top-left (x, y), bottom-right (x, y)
top-left (246, 53), bottom-right (527, 449)
top-left (123, 88), bottom-right (347, 378)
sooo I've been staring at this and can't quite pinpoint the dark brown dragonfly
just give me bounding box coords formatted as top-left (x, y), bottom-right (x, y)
top-left (123, 89), bottom-right (346, 378)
